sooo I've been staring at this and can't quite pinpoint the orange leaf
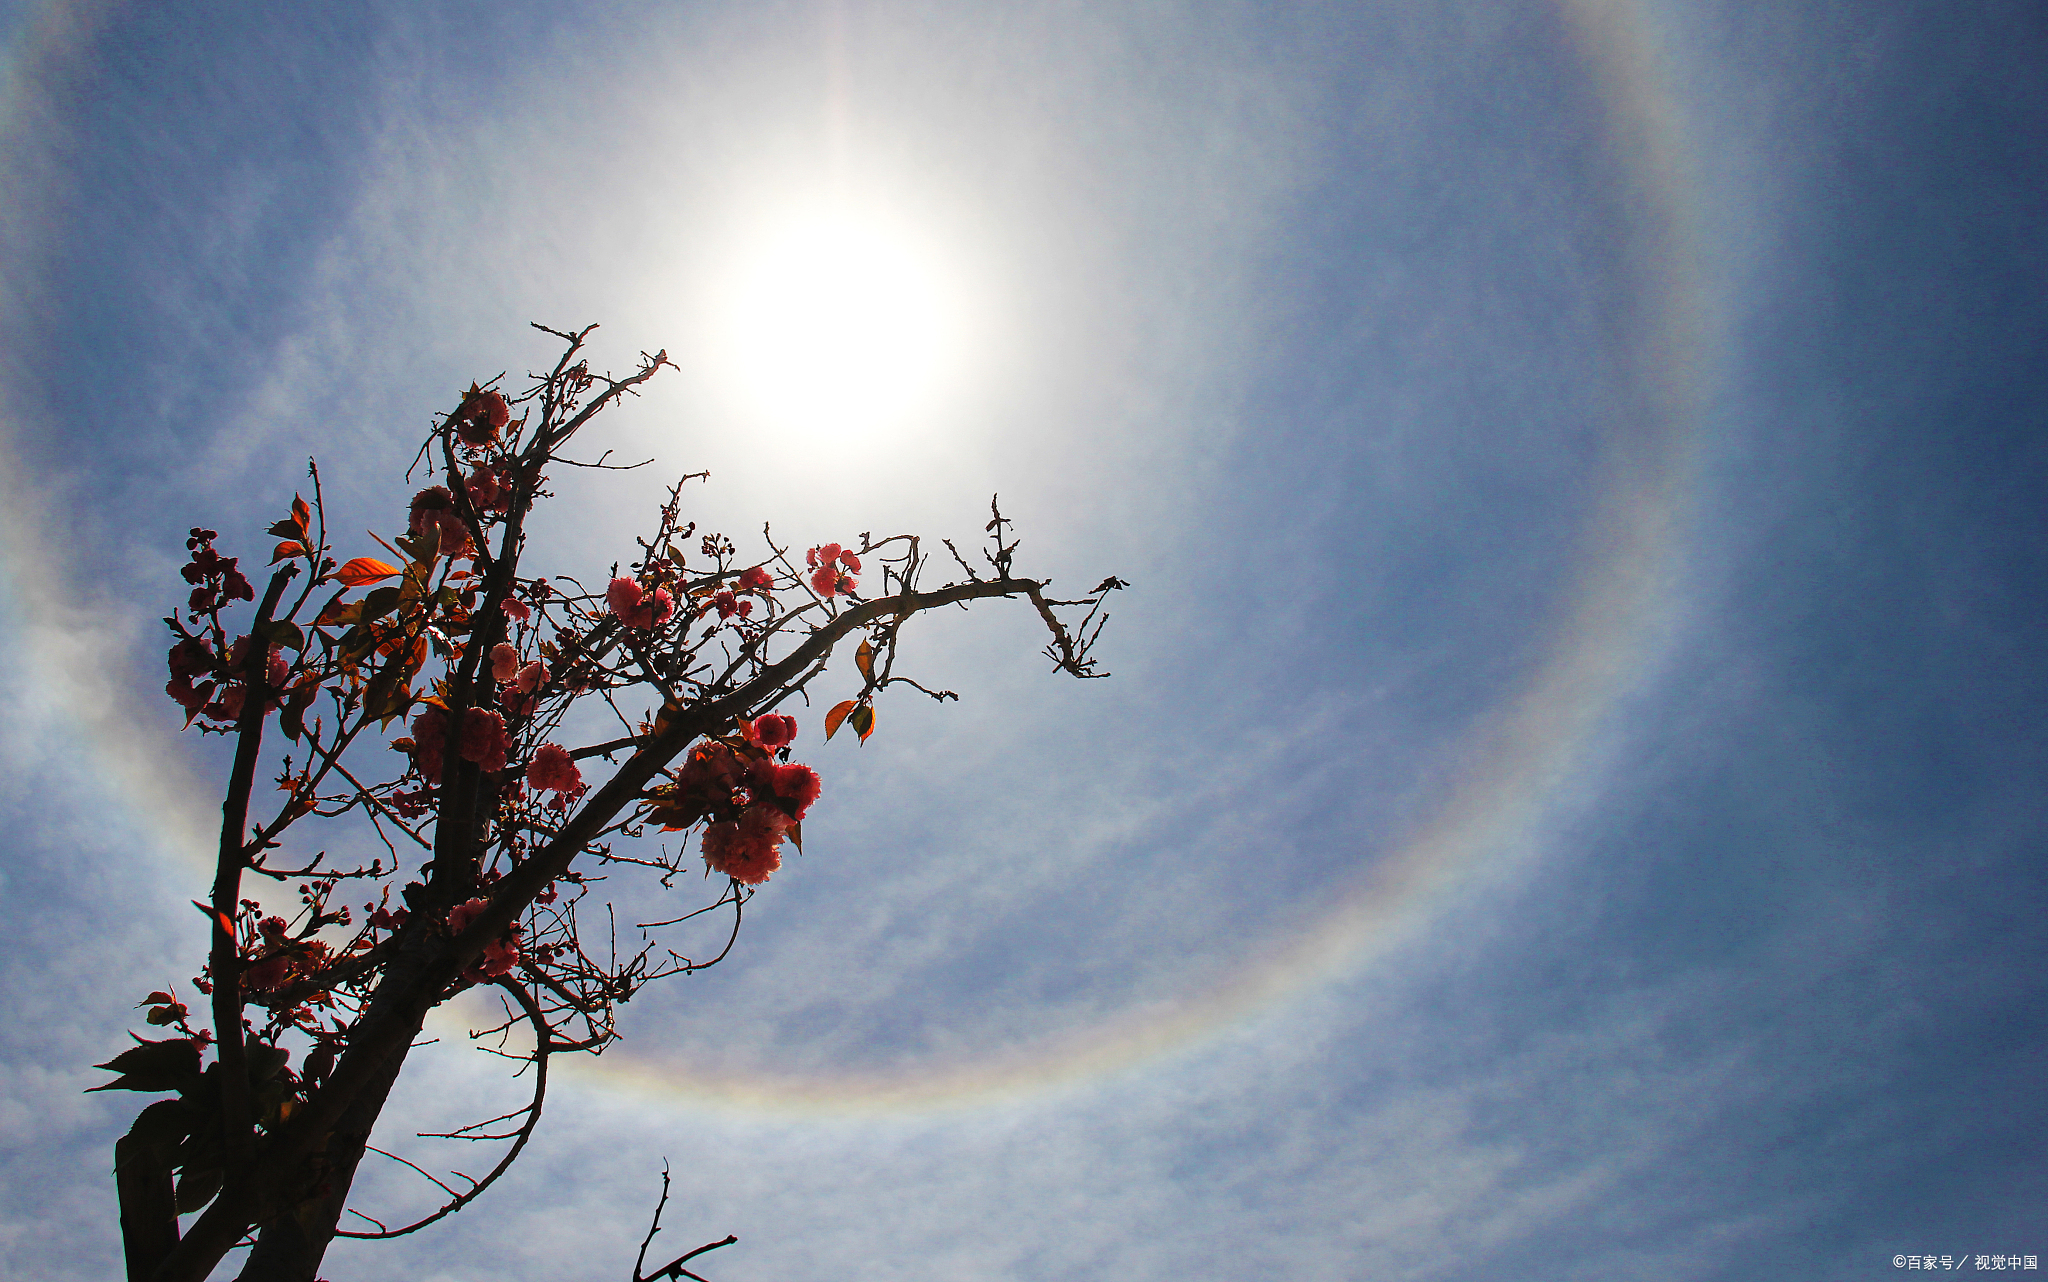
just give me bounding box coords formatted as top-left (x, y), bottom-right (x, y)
top-left (335, 557), bottom-right (400, 587)
top-left (855, 639), bottom-right (876, 684)
top-left (291, 494), bottom-right (310, 531)
top-left (270, 540), bottom-right (307, 565)
top-left (824, 699), bottom-right (856, 741)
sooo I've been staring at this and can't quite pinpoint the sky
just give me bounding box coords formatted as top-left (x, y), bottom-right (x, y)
top-left (0, 2), bottom-right (2044, 1279)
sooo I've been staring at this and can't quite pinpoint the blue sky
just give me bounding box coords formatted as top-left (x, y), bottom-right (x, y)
top-left (1, 2), bottom-right (2043, 1279)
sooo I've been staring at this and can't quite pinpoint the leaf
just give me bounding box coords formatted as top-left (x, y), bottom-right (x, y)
top-left (175, 1165), bottom-right (222, 1214)
top-left (117, 1099), bottom-right (192, 1162)
top-left (257, 619), bottom-right (305, 652)
top-left (360, 585), bottom-right (401, 623)
top-left (191, 900), bottom-right (235, 938)
top-left (280, 681), bottom-right (319, 742)
top-left (848, 703), bottom-right (875, 744)
top-left (787, 820), bottom-right (802, 854)
top-left (291, 494), bottom-right (310, 532)
top-left (855, 639), bottom-right (876, 684)
top-left (824, 699), bottom-right (857, 741)
top-left (335, 557), bottom-right (400, 587)
top-left (244, 1042), bottom-right (289, 1083)
top-left (266, 518), bottom-right (302, 539)
top-left (88, 1036), bottom-right (202, 1094)
top-left (144, 1005), bottom-right (184, 1025)
top-left (140, 992), bottom-right (175, 1007)
top-left (652, 699), bottom-right (683, 737)
top-left (314, 595), bottom-right (360, 628)
top-left (270, 540), bottom-right (306, 564)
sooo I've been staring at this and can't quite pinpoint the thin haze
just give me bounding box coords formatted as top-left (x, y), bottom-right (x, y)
top-left (1, 3), bottom-right (2043, 1280)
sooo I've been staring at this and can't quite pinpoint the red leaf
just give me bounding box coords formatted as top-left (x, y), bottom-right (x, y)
top-left (824, 699), bottom-right (856, 741)
top-left (335, 557), bottom-right (400, 586)
top-left (191, 900), bottom-right (235, 937)
top-left (270, 540), bottom-right (307, 565)
top-left (291, 494), bottom-right (310, 532)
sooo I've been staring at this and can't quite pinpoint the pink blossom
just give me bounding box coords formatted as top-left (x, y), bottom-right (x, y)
top-left (166, 638), bottom-right (215, 713)
top-left (410, 706), bottom-right (449, 782)
top-left (500, 596), bottom-right (532, 623)
top-left (490, 643), bottom-right (519, 682)
top-left (837, 549), bottom-right (861, 573)
top-left (768, 762), bottom-right (822, 820)
top-left (607, 577), bottom-right (675, 630)
top-left (227, 635), bottom-right (290, 693)
top-left (514, 660), bottom-right (546, 694)
top-left (479, 936), bottom-right (520, 977)
top-left (466, 465), bottom-right (507, 513)
top-left (751, 714), bottom-right (798, 749)
top-left (407, 487), bottom-right (472, 559)
top-left (458, 708), bottom-right (510, 773)
top-left (447, 898), bottom-right (489, 934)
top-left (167, 637), bottom-right (213, 681)
top-left (736, 565), bottom-right (773, 592)
top-left (710, 589), bottom-right (752, 620)
top-left (701, 814), bottom-right (784, 885)
top-left (456, 389), bottom-right (510, 446)
top-left (242, 954), bottom-right (292, 992)
top-left (527, 742), bottom-right (583, 796)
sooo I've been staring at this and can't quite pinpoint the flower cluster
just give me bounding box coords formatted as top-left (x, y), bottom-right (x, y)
top-left (241, 915), bottom-right (333, 995)
top-left (179, 528), bottom-right (254, 615)
top-left (465, 463), bottom-right (511, 514)
top-left (490, 642), bottom-right (548, 716)
top-left (446, 897), bottom-right (520, 978)
top-left (643, 716), bottom-right (822, 884)
top-left (407, 706), bottom-right (511, 782)
top-left (806, 543), bottom-right (860, 598)
top-left (607, 577), bottom-right (674, 630)
top-left (453, 386), bottom-right (512, 447)
top-left (526, 742), bottom-right (584, 802)
top-left (408, 486), bottom-right (474, 561)
top-left (707, 563), bottom-right (776, 621)
top-left (165, 633), bottom-right (289, 725)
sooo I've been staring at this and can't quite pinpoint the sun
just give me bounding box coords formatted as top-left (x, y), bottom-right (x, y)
top-left (708, 200), bottom-right (967, 439)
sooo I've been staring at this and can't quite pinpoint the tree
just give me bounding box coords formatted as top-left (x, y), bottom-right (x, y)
top-left (94, 323), bottom-right (1122, 1282)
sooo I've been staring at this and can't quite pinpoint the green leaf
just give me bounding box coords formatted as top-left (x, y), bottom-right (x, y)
top-left (848, 703), bottom-right (875, 744)
top-left (257, 619), bottom-right (305, 652)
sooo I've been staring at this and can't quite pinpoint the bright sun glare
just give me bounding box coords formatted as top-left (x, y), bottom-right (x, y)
top-left (711, 202), bottom-right (965, 439)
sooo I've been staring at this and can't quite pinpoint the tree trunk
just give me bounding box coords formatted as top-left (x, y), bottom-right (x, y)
top-left (233, 1038), bottom-right (414, 1282)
